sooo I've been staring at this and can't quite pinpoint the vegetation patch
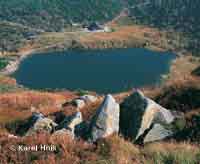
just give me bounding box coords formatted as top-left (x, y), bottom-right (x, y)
top-left (0, 0), bottom-right (122, 31)
top-left (155, 84), bottom-right (200, 113)
top-left (0, 84), bottom-right (19, 93)
top-left (0, 58), bottom-right (8, 70)
top-left (192, 66), bottom-right (200, 77)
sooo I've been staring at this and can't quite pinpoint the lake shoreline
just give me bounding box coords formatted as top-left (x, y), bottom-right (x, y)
top-left (1, 24), bottom-right (183, 76)
top-left (10, 48), bottom-right (176, 93)
top-left (1, 50), bottom-right (35, 75)
top-left (1, 44), bottom-right (179, 76)
top-left (0, 46), bottom-right (59, 75)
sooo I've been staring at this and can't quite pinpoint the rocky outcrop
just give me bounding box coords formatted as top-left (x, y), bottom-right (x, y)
top-left (73, 95), bottom-right (98, 109)
top-left (120, 90), bottom-right (184, 143)
top-left (26, 117), bottom-right (57, 136)
top-left (31, 112), bottom-right (44, 122)
top-left (16, 112), bottom-right (45, 135)
top-left (56, 112), bottom-right (83, 138)
top-left (143, 124), bottom-right (173, 143)
top-left (80, 95), bottom-right (98, 103)
top-left (192, 66), bottom-right (200, 76)
top-left (15, 91), bottom-right (184, 144)
top-left (74, 99), bottom-right (85, 109)
top-left (89, 95), bottom-right (120, 142)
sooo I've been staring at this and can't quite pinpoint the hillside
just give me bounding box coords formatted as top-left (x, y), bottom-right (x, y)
top-left (1, 0), bottom-right (200, 34)
top-left (0, 22), bottom-right (41, 54)
top-left (126, 0), bottom-right (200, 55)
top-left (0, 76), bottom-right (199, 163)
top-left (0, 1), bottom-right (199, 163)
top-left (0, 0), bottom-right (122, 31)
top-left (1, 0), bottom-right (200, 57)
top-left (127, 0), bottom-right (200, 31)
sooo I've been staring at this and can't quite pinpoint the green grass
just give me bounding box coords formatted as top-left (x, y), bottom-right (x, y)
top-left (0, 58), bottom-right (8, 70)
top-left (76, 89), bottom-right (90, 96)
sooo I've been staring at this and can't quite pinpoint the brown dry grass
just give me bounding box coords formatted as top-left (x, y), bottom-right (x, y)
top-left (0, 91), bottom-right (76, 124)
top-left (166, 55), bottom-right (200, 86)
top-left (0, 132), bottom-right (98, 164)
top-left (82, 26), bottom-right (160, 41)
top-left (98, 135), bottom-right (141, 164)
top-left (142, 141), bottom-right (200, 164)
top-left (80, 100), bottom-right (103, 121)
top-left (0, 75), bottom-right (17, 86)
top-left (0, 132), bottom-right (199, 164)
top-left (79, 24), bottom-right (176, 52)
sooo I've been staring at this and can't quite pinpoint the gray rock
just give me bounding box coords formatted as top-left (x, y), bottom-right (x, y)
top-left (74, 99), bottom-right (85, 109)
top-left (16, 112), bottom-right (44, 136)
top-left (143, 124), bottom-right (173, 143)
top-left (31, 112), bottom-right (44, 122)
top-left (80, 95), bottom-right (98, 103)
top-left (57, 112), bottom-right (83, 137)
top-left (120, 90), bottom-right (183, 143)
top-left (26, 118), bottom-right (57, 136)
top-left (89, 95), bottom-right (120, 142)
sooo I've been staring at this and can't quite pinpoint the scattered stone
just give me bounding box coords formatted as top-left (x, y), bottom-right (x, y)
top-left (66, 112), bottom-right (83, 130)
top-left (72, 95), bottom-right (98, 109)
top-left (26, 118), bottom-right (57, 136)
top-left (8, 134), bottom-right (18, 139)
top-left (74, 99), bottom-right (85, 109)
top-left (53, 129), bottom-right (74, 139)
top-left (57, 112), bottom-right (83, 138)
top-left (80, 95), bottom-right (98, 103)
top-left (143, 124), bottom-right (173, 143)
top-left (89, 95), bottom-right (120, 142)
top-left (16, 112), bottom-right (44, 135)
top-left (31, 112), bottom-right (44, 122)
top-left (192, 66), bottom-right (200, 76)
top-left (120, 90), bottom-right (184, 143)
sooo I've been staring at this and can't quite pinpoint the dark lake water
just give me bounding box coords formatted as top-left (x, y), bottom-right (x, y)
top-left (12, 48), bottom-right (175, 93)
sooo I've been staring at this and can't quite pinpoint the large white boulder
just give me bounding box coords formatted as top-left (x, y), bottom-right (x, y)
top-left (120, 90), bottom-right (184, 143)
top-left (89, 95), bottom-right (120, 142)
top-left (143, 124), bottom-right (173, 143)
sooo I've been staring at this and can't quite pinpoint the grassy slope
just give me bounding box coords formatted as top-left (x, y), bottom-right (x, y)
top-left (0, 22), bottom-right (38, 53)
top-left (0, 84), bottom-right (199, 163)
top-left (0, 133), bottom-right (199, 164)
top-left (15, 23), bottom-right (185, 54)
top-left (0, 59), bottom-right (199, 163)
